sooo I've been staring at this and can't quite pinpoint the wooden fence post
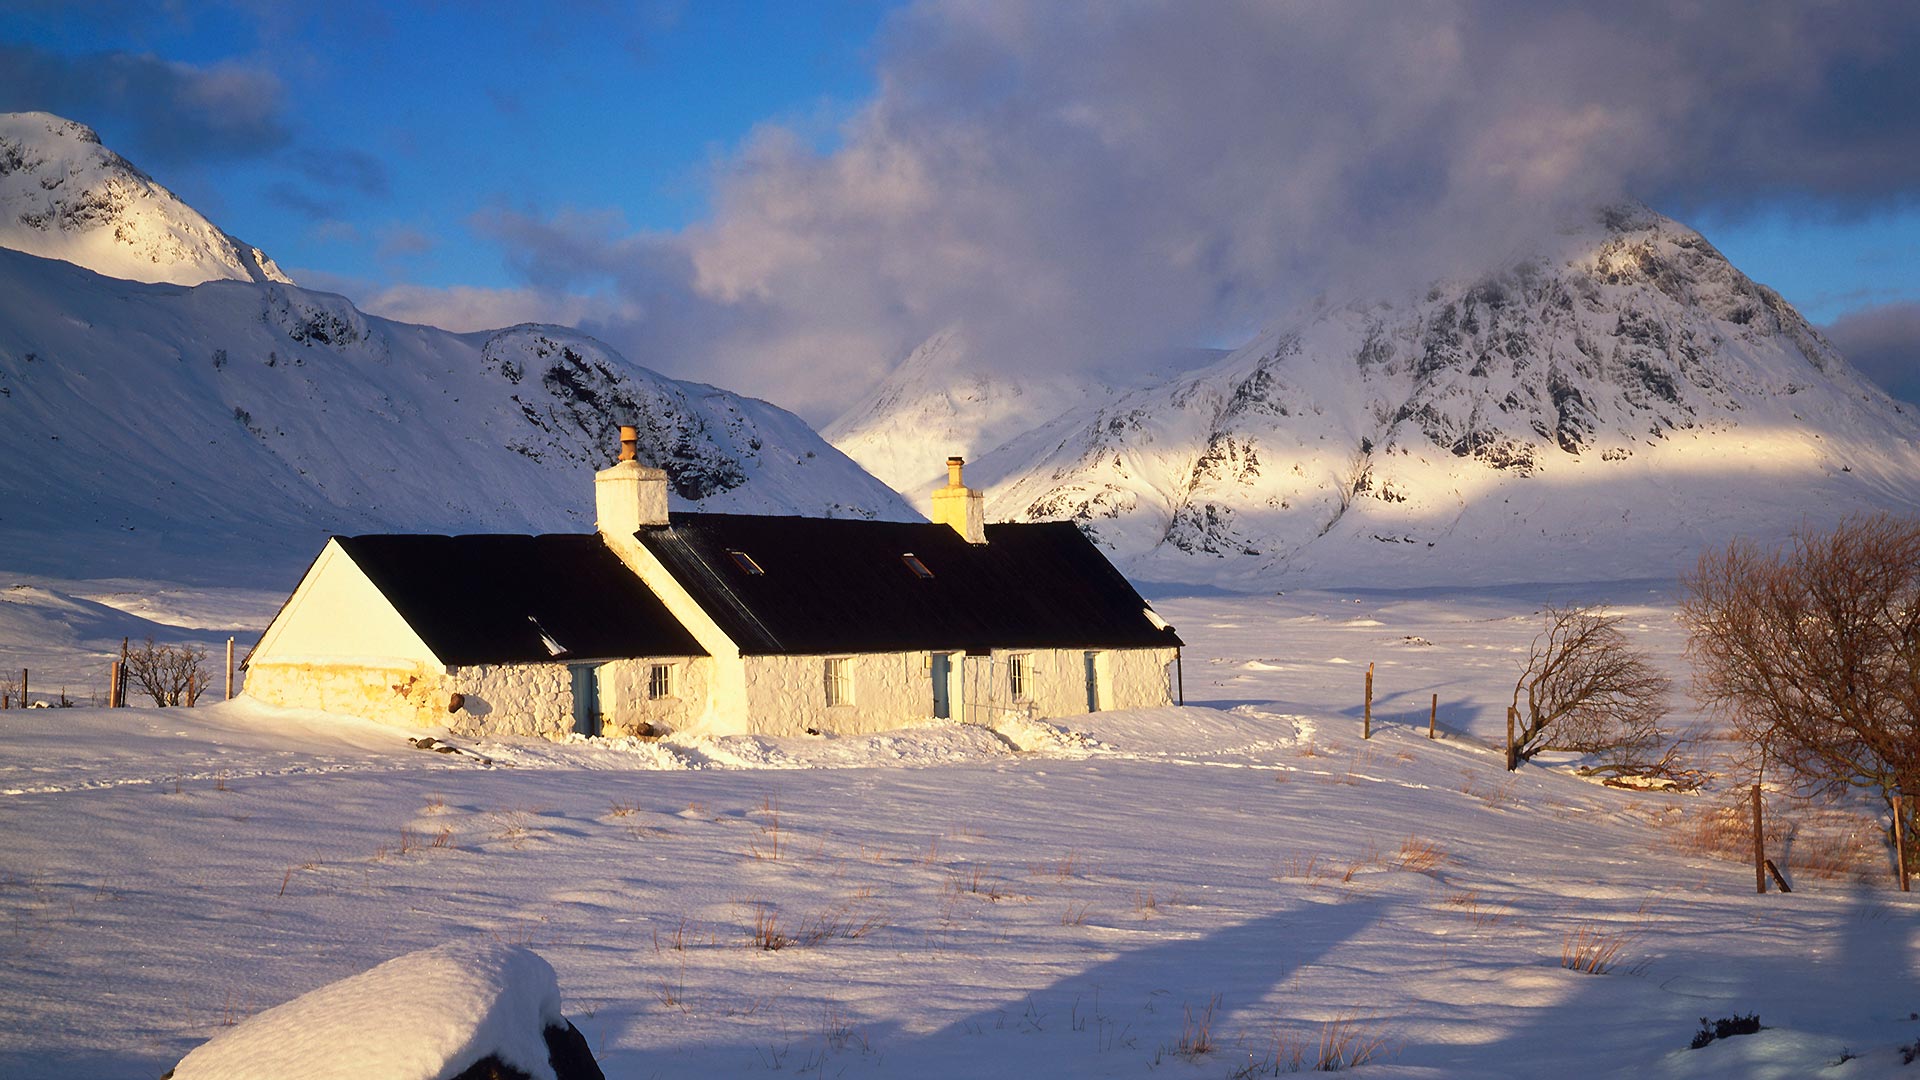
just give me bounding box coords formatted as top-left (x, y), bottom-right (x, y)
top-left (1505, 706), bottom-right (1516, 771)
top-left (19, 669), bottom-right (25, 709)
top-left (225, 637), bottom-right (235, 701)
top-left (1752, 784), bottom-right (1766, 894)
top-left (108, 662), bottom-right (119, 708)
top-left (1896, 793), bottom-right (1910, 893)
top-left (1363, 663), bottom-right (1373, 740)
top-left (1428, 693), bottom-right (1437, 739)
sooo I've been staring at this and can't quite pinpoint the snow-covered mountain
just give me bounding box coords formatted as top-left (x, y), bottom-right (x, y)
top-left (822, 325), bottom-right (1123, 505)
top-left (939, 205), bottom-right (1920, 588)
top-left (0, 248), bottom-right (917, 585)
top-left (0, 112), bottom-right (291, 287)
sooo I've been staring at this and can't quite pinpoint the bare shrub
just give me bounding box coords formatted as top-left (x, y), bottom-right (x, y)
top-left (1560, 925), bottom-right (1631, 974)
top-left (124, 637), bottom-right (208, 707)
top-left (1510, 605), bottom-right (1671, 770)
top-left (1682, 514), bottom-right (1920, 879)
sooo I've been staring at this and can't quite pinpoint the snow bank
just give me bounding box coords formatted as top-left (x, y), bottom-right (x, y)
top-left (169, 943), bottom-right (567, 1080)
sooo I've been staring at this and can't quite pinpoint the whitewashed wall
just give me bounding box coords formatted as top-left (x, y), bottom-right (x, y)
top-left (446, 656), bottom-right (710, 738)
top-left (740, 651), bottom-right (932, 736)
top-left (727, 645), bottom-right (1178, 736)
top-left (246, 660), bottom-right (449, 729)
top-left (247, 655), bottom-right (710, 738)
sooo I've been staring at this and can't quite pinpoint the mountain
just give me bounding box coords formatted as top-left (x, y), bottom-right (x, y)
top-left (821, 326), bottom-right (1120, 505)
top-left (824, 326), bottom-right (1224, 510)
top-left (0, 112), bottom-right (291, 287)
top-left (940, 205), bottom-right (1920, 588)
top-left (0, 247), bottom-right (917, 585)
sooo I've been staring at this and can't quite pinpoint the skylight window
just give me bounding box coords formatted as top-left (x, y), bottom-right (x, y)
top-left (728, 550), bottom-right (765, 576)
top-left (901, 553), bottom-right (934, 579)
top-left (527, 615), bottom-right (565, 657)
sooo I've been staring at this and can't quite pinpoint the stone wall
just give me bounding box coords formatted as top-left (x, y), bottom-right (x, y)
top-left (730, 645), bottom-right (1177, 736)
top-left (245, 660), bottom-right (450, 730)
top-left (246, 656), bottom-right (711, 739)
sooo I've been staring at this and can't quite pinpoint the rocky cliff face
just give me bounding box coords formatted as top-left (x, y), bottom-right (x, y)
top-left (956, 205), bottom-right (1920, 587)
top-left (0, 112), bottom-right (291, 287)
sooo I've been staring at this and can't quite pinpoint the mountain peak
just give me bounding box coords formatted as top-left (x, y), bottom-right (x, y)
top-left (0, 110), bottom-right (292, 288)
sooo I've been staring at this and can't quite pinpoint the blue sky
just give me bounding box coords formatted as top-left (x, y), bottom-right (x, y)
top-left (2, 1), bottom-right (1917, 419)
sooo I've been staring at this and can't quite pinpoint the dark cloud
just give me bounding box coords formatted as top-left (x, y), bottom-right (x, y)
top-left (0, 41), bottom-right (288, 163)
top-left (264, 181), bottom-right (339, 222)
top-left (1824, 303), bottom-right (1920, 405)
top-left (287, 146), bottom-right (389, 197)
top-left (465, 1), bottom-right (1920, 423)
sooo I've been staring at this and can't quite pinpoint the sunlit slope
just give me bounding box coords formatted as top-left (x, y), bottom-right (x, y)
top-left (970, 205), bottom-right (1920, 587)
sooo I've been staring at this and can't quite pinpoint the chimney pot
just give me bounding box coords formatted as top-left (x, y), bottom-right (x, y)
top-left (619, 425), bottom-right (639, 462)
top-left (946, 456), bottom-right (965, 488)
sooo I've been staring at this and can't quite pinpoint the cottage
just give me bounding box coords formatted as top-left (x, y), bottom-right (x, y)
top-left (245, 428), bottom-right (1182, 738)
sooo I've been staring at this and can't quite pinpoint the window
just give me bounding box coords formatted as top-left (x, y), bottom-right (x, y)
top-left (647, 663), bottom-right (673, 700)
top-left (901, 553), bottom-right (934, 579)
top-left (1008, 653), bottom-right (1032, 701)
top-left (528, 615), bottom-right (565, 657)
top-left (824, 657), bottom-right (851, 707)
top-left (728, 549), bottom-right (765, 575)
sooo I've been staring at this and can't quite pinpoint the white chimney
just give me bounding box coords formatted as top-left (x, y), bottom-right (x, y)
top-left (931, 455), bottom-right (986, 544)
top-left (596, 425), bottom-right (669, 536)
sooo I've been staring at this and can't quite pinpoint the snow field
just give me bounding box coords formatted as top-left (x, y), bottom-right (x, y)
top-left (1, 586), bottom-right (1916, 1078)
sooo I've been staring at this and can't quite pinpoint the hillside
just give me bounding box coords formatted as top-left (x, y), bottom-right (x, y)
top-left (0, 112), bottom-right (291, 288)
top-left (0, 248), bottom-right (916, 585)
top-left (937, 206), bottom-right (1920, 588)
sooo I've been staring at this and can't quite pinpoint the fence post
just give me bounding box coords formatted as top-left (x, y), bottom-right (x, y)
top-left (1429, 693), bottom-right (1437, 739)
top-left (1896, 793), bottom-right (1910, 893)
top-left (1363, 663), bottom-right (1373, 740)
top-left (226, 637), bottom-right (235, 701)
top-left (1505, 706), bottom-right (1516, 771)
top-left (1752, 784), bottom-right (1766, 894)
top-left (19, 669), bottom-right (25, 709)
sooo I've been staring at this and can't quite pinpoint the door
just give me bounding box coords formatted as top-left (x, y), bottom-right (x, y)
top-left (1085, 651), bottom-right (1101, 713)
top-left (570, 663), bottom-right (603, 736)
top-left (931, 652), bottom-right (952, 719)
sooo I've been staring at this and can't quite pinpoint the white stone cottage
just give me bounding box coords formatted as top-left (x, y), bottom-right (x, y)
top-left (245, 430), bottom-right (1183, 738)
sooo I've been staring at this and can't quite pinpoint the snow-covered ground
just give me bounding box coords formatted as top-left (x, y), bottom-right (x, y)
top-left (2, 584), bottom-right (1915, 1078)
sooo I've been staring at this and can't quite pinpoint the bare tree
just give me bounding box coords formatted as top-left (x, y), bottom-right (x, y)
top-left (124, 638), bottom-right (208, 707)
top-left (1510, 605), bottom-right (1672, 770)
top-left (1681, 515), bottom-right (1920, 874)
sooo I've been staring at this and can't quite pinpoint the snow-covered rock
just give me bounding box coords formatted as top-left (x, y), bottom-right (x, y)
top-left (0, 112), bottom-right (290, 287)
top-left (167, 943), bottom-right (601, 1080)
top-left (952, 205), bottom-right (1920, 587)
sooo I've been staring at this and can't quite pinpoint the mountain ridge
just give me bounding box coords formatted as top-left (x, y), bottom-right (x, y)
top-left (846, 205), bottom-right (1920, 588)
top-left (0, 111), bottom-right (291, 288)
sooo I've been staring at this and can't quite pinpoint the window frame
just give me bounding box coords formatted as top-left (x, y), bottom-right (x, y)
top-left (823, 656), bottom-right (852, 708)
top-left (647, 662), bottom-right (674, 700)
top-left (1007, 653), bottom-right (1033, 702)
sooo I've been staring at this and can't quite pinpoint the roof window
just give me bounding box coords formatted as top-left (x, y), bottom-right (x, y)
top-left (901, 553), bottom-right (934, 579)
top-left (527, 615), bottom-right (566, 657)
top-left (728, 549), bottom-right (765, 576)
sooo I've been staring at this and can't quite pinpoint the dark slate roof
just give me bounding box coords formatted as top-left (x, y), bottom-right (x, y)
top-left (632, 513), bottom-right (1182, 655)
top-left (335, 534), bottom-right (706, 665)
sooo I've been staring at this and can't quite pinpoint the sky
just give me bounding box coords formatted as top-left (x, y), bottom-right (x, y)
top-left (1, 0), bottom-right (1917, 423)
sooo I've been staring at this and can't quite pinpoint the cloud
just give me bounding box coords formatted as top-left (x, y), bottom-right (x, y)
top-left (287, 146), bottom-right (389, 197)
top-left (1823, 302), bottom-right (1920, 405)
top-left (437, 2), bottom-right (1920, 422)
top-left (0, 42), bottom-right (288, 163)
top-left (291, 269), bottom-right (635, 336)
